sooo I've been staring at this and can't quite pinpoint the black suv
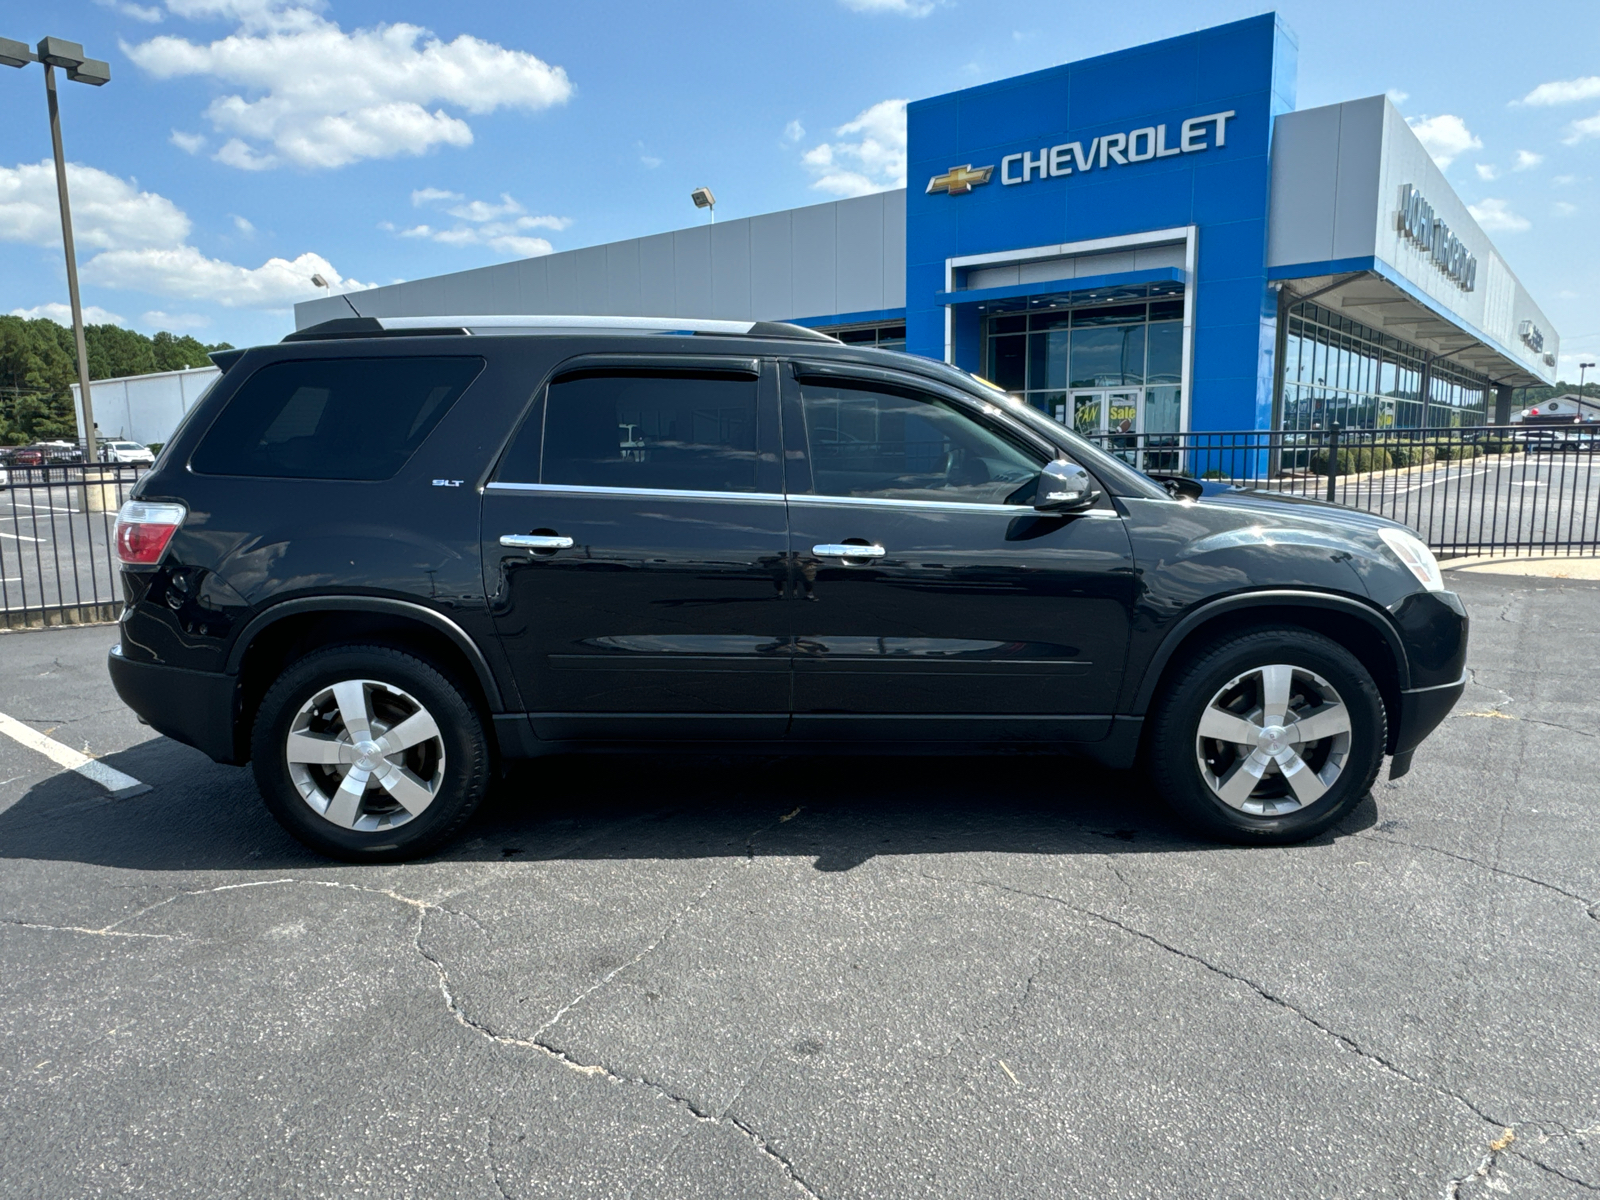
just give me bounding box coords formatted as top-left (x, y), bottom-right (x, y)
top-left (108, 315), bottom-right (1468, 860)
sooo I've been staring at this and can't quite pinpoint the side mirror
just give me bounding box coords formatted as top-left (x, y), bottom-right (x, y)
top-left (1034, 459), bottom-right (1101, 512)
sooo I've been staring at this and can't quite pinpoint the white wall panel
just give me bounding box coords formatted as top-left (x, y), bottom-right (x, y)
top-left (749, 211), bottom-right (794, 320)
top-left (294, 192), bottom-right (909, 329)
top-left (710, 220), bottom-right (752, 319)
top-left (835, 192), bottom-right (884, 314)
top-left (791, 202), bottom-right (838, 320)
top-left (673, 226), bottom-right (713, 317)
top-left (638, 233), bottom-right (676, 316)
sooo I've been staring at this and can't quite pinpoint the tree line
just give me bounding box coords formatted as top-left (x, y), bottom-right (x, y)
top-left (0, 315), bottom-right (233, 445)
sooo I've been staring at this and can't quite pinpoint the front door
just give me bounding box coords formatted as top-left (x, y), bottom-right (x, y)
top-left (482, 359), bottom-right (791, 740)
top-left (781, 365), bottom-right (1136, 743)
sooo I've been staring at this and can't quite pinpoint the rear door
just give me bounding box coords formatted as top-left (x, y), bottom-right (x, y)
top-left (482, 357), bottom-right (792, 740)
top-left (780, 362), bottom-right (1136, 743)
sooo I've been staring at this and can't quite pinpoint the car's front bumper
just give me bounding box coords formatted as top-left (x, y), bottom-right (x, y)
top-left (108, 643), bottom-right (242, 764)
top-left (1386, 671), bottom-right (1468, 779)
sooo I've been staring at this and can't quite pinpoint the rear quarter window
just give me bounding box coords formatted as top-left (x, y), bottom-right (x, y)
top-left (190, 356), bottom-right (484, 480)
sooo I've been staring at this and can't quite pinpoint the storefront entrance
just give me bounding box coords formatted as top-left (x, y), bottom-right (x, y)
top-left (978, 288), bottom-right (1185, 470)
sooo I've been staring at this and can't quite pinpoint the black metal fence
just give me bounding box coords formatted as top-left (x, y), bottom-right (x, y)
top-left (1084, 423), bottom-right (1600, 557)
top-left (0, 463), bottom-right (146, 630)
top-left (1, 424), bottom-right (1594, 629)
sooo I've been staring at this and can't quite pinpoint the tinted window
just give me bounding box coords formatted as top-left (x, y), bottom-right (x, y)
top-left (799, 381), bottom-right (1044, 505)
top-left (191, 356), bottom-right (482, 480)
top-left (528, 370), bottom-right (761, 492)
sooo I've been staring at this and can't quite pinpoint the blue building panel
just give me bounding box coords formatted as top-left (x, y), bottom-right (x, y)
top-left (905, 13), bottom-right (1293, 432)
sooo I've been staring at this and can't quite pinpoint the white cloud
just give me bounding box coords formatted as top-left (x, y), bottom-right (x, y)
top-left (1386, 88), bottom-right (1409, 105)
top-left (231, 214), bottom-right (254, 234)
top-left (86, 245), bottom-right (374, 306)
top-left (0, 158), bottom-right (369, 309)
top-left (0, 160), bottom-right (190, 250)
top-left (1406, 114), bottom-right (1481, 168)
top-left (213, 137), bottom-right (278, 170)
top-left (801, 98), bottom-right (908, 197)
top-left (1514, 149), bottom-right (1543, 171)
top-left (10, 303), bottom-right (126, 326)
top-left (170, 129), bottom-right (206, 154)
top-left (126, 4), bottom-right (574, 170)
top-left (397, 190), bottom-right (570, 258)
top-left (94, 0), bottom-right (165, 22)
top-left (1553, 201), bottom-right (1578, 216)
top-left (1563, 113), bottom-right (1600, 144)
top-left (838, 0), bottom-right (933, 14)
top-left (1518, 76), bottom-right (1600, 106)
top-left (1554, 174), bottom-right (1576, 186)
top-left (783, 119), bottom-right (805, 143)
top-left (1467, 198), bottom-right (1530, 233)
top-left (410, 188), bottom-right (463, 206)
top-left (140, 310), bottom-right (211, 330)
top-left (1475, 163), bottom-right (1498, 181)
top-left (639, 155), bottom-right (662, 169)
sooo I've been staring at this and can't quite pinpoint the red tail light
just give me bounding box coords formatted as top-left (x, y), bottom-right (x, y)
top-left (114, 500), bottom-right (187, 566)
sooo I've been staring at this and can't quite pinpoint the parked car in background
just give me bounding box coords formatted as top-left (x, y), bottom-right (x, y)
top-left (31, 440), bottom-right (83, 464)
top-left (98, 440), bottom-right (155, 465)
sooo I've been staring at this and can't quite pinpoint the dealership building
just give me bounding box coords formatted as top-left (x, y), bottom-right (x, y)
top-left (294, 13), bottom-right (1559, 439)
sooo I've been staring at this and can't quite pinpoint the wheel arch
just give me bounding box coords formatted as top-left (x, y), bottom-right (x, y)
top-left (1127, 591), bottom-right (1410, 751)
top-left (227, 598), bottom-right (504, 763)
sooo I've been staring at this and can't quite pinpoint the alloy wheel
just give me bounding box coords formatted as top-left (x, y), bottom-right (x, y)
top-left (1193, 663), bottom-right (1353, 816)
top-left (285, 678), bottom-right (446, 831)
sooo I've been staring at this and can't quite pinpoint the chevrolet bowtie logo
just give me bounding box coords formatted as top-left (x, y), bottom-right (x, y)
top-left (925, 163), bottom-right (994, 196)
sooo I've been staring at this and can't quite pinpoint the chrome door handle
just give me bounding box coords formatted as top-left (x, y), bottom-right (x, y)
top-left (500, 534), bottom-right (574, 550)
top-left (812, 543), bottom-right (885, 558)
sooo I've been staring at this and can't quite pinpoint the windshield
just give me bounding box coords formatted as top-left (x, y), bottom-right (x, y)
top-left (911, 359), bottom-right (1170, 500)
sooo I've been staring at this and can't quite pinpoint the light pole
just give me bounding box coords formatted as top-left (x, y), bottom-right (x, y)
top-left (1580, 361), bottom-right (1595, 410)
top-left (691, 186), bottom-right (716, 224)
top-left (1, 36), bottom-right (111, 464)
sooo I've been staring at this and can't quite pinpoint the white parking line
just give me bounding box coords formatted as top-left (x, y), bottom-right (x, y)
top-left (0, 710), bottom-right (149, 798)
top-left (0, 531), bottom-right (44, 542)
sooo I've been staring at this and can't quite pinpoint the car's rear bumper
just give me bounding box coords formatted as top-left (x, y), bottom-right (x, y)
top-left (108, 644), bottom-right (242, 764)
top-left (1387, 671), bottom-right (1468, 779)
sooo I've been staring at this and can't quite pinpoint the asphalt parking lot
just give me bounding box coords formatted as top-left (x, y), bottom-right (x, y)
top-left (0, 571), bottom-right (1596, 1199)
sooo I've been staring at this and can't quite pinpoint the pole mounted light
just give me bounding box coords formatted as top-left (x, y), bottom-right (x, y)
top-left (2, 35), bottom-right (112, 465)
top-left (691, 186), bottom-right (716, 224)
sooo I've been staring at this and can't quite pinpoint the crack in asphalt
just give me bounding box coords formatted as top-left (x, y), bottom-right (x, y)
top-left (1444, 1127), bottom-right (1516, 1199)
top-left (1, 917), bottom-right (181, 940)
top-left (530, 873), bottom-right (723, 1040)
top-left (1351, 831), bottom-right (1600, 923)
top-left (4, 863), bottom-right (825, 1198)
top-left (943, 871), bottom-right (1515, 1129)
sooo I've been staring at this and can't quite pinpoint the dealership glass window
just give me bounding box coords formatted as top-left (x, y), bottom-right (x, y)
top-left (980, 289), bottom-right (1185, 428)
top-left (1280, 301), bottom-right (1487, 430)
top-left (815, 322), bottom-right (907, 353)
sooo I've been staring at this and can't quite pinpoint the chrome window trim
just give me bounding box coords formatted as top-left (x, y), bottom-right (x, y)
top-left (485, 482), bottom-right (786, 504)
top-left (484, 480), bottom-right (1121, 518)
top-left (789, 493), bottom-right (1120, 517)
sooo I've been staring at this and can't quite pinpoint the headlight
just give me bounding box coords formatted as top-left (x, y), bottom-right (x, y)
top-left (1379, 528), bottom-right (1444, 592)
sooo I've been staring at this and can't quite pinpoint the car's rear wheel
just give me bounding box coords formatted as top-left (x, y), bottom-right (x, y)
top-left (1146, 628), bottom-right (1386, 844)
top-left (251, 645), bottom-right (491, 861)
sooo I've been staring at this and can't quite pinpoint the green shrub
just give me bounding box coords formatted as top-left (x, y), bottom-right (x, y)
top-left (1388, 445), bottom-right (1438, 468)
top-left (1310, 446), bottom-right (1393, 475)
top-left (1434, 443), bottom-right (1482, 462)
top-left (1477, 437), bottom-right (1520, 455)
top-left (1200, 468), bottom-right (1225, 479)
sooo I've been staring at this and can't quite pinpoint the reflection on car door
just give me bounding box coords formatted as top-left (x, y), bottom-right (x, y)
top-left (780, 364), bottom-right (1136, 743)
top-left (482, 358), bottom-right (792, 740)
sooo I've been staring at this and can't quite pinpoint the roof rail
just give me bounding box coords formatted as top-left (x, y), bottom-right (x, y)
top-left (283, 314), bottom-right (840, 343)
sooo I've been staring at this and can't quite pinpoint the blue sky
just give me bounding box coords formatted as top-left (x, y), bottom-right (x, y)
top-left (2, 0), bottom-right (1598, 375)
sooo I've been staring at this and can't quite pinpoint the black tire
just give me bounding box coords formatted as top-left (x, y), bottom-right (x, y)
top-left (1146, 627), bottom-right (1386, 845)
top-left (250, 644), bottom-right (492, 861)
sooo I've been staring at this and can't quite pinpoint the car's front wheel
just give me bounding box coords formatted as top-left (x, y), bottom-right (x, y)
top-left (250, 645), bottom-right (492, 861)
top-left (1146, 628), bottom-right (1386, 844)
